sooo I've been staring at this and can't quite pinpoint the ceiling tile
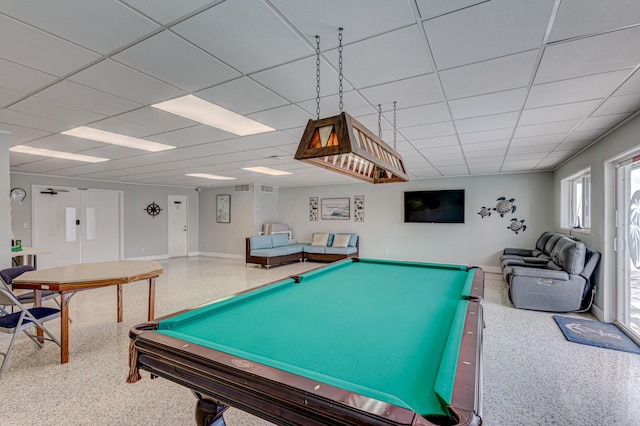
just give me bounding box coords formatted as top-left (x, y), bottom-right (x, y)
top-left (0, 87), bottom-right (25, 108)
top-left (0, 123), bottom-right (51, 145)
top-left (251, 56), bottom-right (350, 103)
top-left (1, 0), bottom-right (159, 54)
top-left (69, 59), bottom-right (184, 105)
top-left (614, 69), bottom-right (640, 96)
top-left (115, 107), bottom-right (198, 134)
top-left (510, 134), bottom-right (567, 146)
top-left (36, 80), bottom-right (142, 116)
top-left (439, 50), bottom-right (539, 99)
top-left (462, 140), bottom-right (509, 151)
top-left (513, 119), bottom-right (580, 138)
top-left (269, 0), bottom-right (416, 47)
top-left (535, 26), bottom-right (640, 84)
top-left (574, 113), bottom-right (630, 132)
top-left (464, 148), bottom-right (507, 159)
top-left (360, 74), bottom-right (443, 109)
top-left (449, 88), bottom-right (527, 119)
top-left (416, 0), bottom-right (486, 20)
top-left (122, 0), bottom-right (214, 24)
top-left (0, 15), bottom-right (100, 76)
top-left (526, 69), bottom-right (631, 108)
top-left (86, 117), bottom-right (159, 137)
top-left (324, 25), bottom-right (432, 88)
top-left (10, 97), bottom-right (106, 125)
top-left (248, 105), bottom-right (314, 131)
top-left (593, 94), bottom-right (640, 116)
top-left (519, 100), bottom-right (602, 126)
top-left (113, 31), bottom-right (240, 92)
top-left (411, 135), bottom-right (459, 149)
top-left (173, 0), bottom-right (312, 74)
top-left (196, 78), bottom-right (288, 115)
top-left (0, 58), bottom-right (57, 94)
top-left (508, 143), bottom-right (558, 154)
top-left (458, 128), bottom-right (514, 144)
top-left (548, 0), bottom-right (640, 42)
top-left (401, 121), bottom-right (456, 139)
top-left (0, 109), bottom-right (74, 133)
top-left (455, 111), bottom-right (519, 134)
top-left (297, 91), bottom-right (376, 118)
top-left (148, 125), bottom-right (236, 146)
top-left (383, 103), bottom-right (451, 127)
top-left (424, 0), bottom-right (554, 69)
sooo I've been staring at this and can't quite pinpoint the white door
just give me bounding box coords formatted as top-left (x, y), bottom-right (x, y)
top-left (32, 185), bottom-right (122, 268)
top-left (32, 186), bottom-right (80, 269)
top-left (168, 195), bottom-right (188, 258)
top-left (80, 189), bottom-right (122, 263)
top-left (616, 159), bottom-right (640, 341)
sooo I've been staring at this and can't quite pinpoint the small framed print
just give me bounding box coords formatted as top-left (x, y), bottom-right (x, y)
top-left (216, 194), bottom-right (231, 223)
top-left (354, 195), bottom-right (364, 222)
top-left (309, 197), bottom-right (318, 221)
top-left (321, 198), bottom-right (350, 220)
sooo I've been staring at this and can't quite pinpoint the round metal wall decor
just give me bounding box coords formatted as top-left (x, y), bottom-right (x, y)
top-left (145, 202), bottom-right (162, 218)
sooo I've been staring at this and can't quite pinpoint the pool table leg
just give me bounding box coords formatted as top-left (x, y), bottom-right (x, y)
top-left (193, 393), bottom-right (228, 426)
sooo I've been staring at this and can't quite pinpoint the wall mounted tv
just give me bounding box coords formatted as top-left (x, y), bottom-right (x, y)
top-left (404, 189), bottom-right (465, 223)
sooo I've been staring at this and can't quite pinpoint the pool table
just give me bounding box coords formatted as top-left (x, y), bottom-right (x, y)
top-left (128, 258), bottom-right (484, 425)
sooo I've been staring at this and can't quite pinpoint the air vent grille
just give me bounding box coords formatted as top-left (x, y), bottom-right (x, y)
top-left (260, 185), bottom-right (274, 193)
top-left (234, 184), bottom-right (250, 192)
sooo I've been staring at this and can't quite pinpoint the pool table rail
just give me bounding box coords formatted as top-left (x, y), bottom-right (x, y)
top-left (130, 323), bottom-right (431, 425)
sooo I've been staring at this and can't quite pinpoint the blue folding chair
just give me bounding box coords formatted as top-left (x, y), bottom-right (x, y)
top-left (0, 281), bottom-right (61, 379)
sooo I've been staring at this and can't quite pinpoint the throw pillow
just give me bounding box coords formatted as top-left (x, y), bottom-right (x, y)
top-left (311, 233), bottom-right (329, 246)
top-left (332, 234), bottom-right (350, 248)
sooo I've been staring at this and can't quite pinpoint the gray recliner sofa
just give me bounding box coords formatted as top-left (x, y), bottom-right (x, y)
top-left (502, 235), bottom-right (600, 312)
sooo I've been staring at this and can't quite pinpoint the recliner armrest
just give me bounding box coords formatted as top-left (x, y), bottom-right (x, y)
top-left (502, 248), bottom-right (533, 256)
top-left (510, 266), bottom-right (570, 281)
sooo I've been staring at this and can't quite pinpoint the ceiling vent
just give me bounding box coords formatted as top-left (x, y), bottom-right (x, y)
top-left (260, 185), bottom-right (274, 193)
top-left (234, 184), bottom-right (250, 192)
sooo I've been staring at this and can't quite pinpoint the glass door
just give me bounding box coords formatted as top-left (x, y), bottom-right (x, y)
top-left (616, 160), bottom-right (640, 340)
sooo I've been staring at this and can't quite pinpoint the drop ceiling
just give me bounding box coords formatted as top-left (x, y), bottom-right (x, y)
top-left (2, 0), bottom-right (640, 188)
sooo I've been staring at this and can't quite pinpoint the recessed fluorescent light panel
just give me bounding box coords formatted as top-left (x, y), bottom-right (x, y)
top-left (186, 173), bottom-right (236, 180)
top-left (10, 145), bottom-right (109, 163)
top-left (152, 95), bottom-right (275, 136)
top-left (62, 127), bottom-right (175, 152)
top-left (242, 166), bottom-right (292, 176)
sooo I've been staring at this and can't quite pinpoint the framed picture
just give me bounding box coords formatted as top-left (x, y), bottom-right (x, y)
top-left (321, 198), bottom-right (350, 220)
top-left (309, 197), bottom-right (318, 221)
top-left (354, 195), bottom-right (364, 222)
top-left (216, 194), bottom-right (231, 223)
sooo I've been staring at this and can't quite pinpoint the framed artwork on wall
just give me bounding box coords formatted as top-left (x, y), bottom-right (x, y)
top-left (321, 198), bottom-right (350, 220)
top-left (216, 194), bottom-right (231, 223)
top-left (354, 195), bottom-right (364, 222)
top-left (309, 197), bottom-right (318, 221)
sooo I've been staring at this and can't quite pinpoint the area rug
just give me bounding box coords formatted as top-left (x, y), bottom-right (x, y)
top-left (553, 316), bottom-right (640, 355)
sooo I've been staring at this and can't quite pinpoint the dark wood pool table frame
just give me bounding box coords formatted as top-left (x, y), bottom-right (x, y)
top-left (128, 259), bottom-right (484, 426)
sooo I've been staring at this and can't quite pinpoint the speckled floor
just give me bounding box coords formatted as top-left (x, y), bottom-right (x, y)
top-left (1, 257), bottom-right (639, 425)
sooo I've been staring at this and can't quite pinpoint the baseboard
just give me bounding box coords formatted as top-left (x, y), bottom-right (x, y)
top-left (590, 303), bottom-right (604, 321)
top-left (125, 254), bottom-right (169, 261)
top-left (197, 251), bottom-right (244, 260)
top-left (478, 264), bottom-right (501, 274)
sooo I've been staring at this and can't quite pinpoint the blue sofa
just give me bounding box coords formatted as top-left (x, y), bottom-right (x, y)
top-left (246, 232), bottom-right (359, 268)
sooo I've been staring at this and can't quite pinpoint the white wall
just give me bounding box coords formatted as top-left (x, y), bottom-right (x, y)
top-left (0, 131), bottom-right (10, 268)
top-left (199, 186), bottom-right (254, 257)
top-left (554, 113), bottom-right (640, 320)
top-left (10, 173), bottom-right (199, 259)
top-left (279, 172), bottom-right (554, 271)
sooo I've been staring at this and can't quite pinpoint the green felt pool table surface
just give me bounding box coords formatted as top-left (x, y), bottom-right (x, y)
top-left (129, 258), bottom-right (484, 426)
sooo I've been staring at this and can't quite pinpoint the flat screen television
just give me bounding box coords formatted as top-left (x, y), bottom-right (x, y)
top-left (404, 189), bottom-right (465, 223)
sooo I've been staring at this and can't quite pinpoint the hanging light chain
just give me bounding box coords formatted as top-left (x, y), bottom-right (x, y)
top-left (377, 104), bottom-right (382, 138)
top-left (393, 101), bottom-right (397, 150)
top-left (315, 35), bottom-right (321, 120)
top-left (338, 27), bottom-right (344, 112)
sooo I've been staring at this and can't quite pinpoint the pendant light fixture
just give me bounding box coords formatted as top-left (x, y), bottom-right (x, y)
top-left (294, 28), bottom-right (409, 184)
